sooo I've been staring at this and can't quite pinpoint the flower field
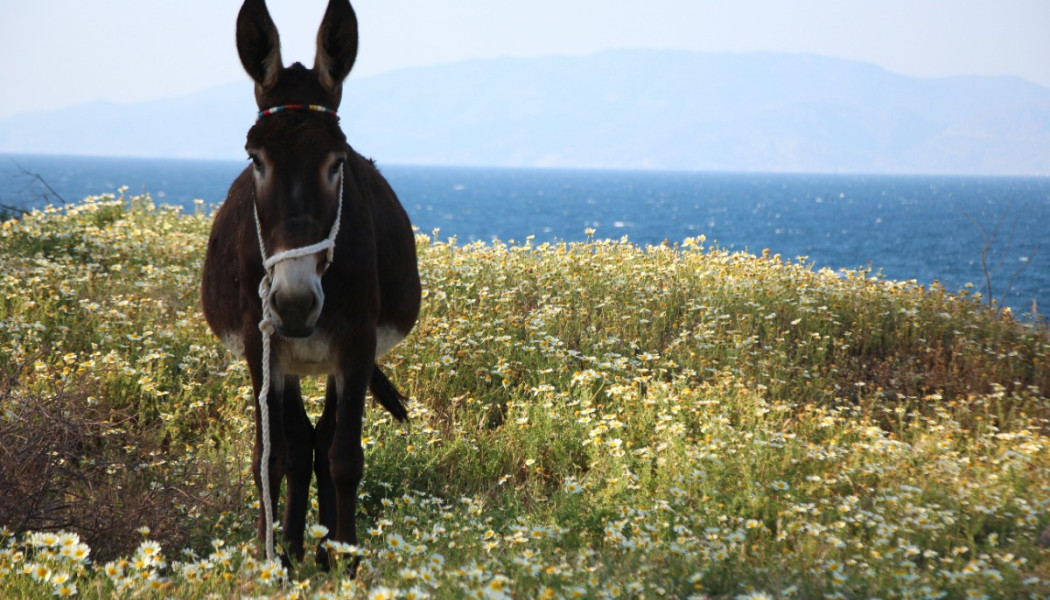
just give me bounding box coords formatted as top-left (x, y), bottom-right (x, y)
top-left (1, 193), bottom-right (1049, 599)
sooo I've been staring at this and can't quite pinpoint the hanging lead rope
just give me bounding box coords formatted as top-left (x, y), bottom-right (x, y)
top-left (252, 164), bottom-right (344, 562)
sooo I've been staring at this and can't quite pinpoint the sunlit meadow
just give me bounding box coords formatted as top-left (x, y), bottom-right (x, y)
top-left (1, 192), bottom-right (1048, 599)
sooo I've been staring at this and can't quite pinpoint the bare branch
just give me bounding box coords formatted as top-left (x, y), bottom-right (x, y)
top-left (0, 201), bottom-right (29, 217)
top-left (2, 159), bottom-right (68, 208)
top-left (963, 211), bottom-right (996, 306)
top-left (965, 205), bottom-right (1040, 315)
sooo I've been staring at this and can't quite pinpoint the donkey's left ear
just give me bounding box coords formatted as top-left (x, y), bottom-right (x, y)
top-left (314, 0), bottom-right (359, 96)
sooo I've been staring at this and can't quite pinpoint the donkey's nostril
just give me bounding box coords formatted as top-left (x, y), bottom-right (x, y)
top-left (274, 290), bottom-right (312, 316)
top-left (270, 285), bottom-right (323, 337)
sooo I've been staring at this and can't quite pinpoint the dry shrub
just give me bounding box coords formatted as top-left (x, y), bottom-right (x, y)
top-left (0, 360), bottom-right (248, 562)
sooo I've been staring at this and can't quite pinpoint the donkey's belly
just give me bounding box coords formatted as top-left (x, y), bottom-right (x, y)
top-left (220, 332), bottom-right (246, 359)
top-left (375, 324), bottom-right (405, 359)
top-left (218, 325), bottom-right (404, 375)
top-left (275, 325), bottom-right (405, 376)
top-left (279, 334), bottom-right (338, 375)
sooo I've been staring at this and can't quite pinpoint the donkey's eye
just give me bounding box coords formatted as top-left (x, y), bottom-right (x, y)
top-left (249, 153), bottom-right (264, 173)
top-left (329, 158), bottom-right (345, 179)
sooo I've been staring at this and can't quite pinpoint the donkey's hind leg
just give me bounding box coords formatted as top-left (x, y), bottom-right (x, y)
top-left (281, 376), bottom-right (314, 562)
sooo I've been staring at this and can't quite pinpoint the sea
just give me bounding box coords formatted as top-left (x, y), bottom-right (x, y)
top-left (1, 153), bottom-right (1048, 316)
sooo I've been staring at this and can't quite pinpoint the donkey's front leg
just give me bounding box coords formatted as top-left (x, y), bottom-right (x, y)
top-left (329, 358), bottom-right (371, 550)
top-left (281, 376), bottom-right (315, 561)
top-left (313, 375), bottom-right (339, 568)
top-left (312, 378), bottom-right (338, 538)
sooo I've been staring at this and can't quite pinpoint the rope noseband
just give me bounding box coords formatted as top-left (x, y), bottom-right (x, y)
top-left (252, 104), bottom-right (342, 562)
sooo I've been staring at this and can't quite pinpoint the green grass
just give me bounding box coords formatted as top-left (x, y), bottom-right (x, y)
top-left (1, 193), bottom-right (1048, 599)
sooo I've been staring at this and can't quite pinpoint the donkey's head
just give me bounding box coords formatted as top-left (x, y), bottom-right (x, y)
top-left (238, 0), bottom-right (358, 337)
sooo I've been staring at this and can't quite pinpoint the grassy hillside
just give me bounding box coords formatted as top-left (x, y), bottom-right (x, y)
top-left (1, 194), bottom-right (1048, 599)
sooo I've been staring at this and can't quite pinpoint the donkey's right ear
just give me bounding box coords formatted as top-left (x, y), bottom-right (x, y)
top-left (237, 0), bottom-right (283, 91)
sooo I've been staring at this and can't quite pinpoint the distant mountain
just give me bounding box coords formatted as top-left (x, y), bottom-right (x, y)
top-left (3, 50), bottom-right (1049, 175)
top-left (0, 83), bottom-right (254, 160)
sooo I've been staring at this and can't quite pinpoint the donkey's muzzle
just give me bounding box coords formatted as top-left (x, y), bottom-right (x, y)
top-left (269, 255), bottom-right (325, 337)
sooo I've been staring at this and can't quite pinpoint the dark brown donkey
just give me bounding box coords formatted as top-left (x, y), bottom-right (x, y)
top-left (201, 0), bottom-right (420, 564)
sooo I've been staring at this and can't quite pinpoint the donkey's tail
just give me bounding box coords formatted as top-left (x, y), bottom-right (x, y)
top-left (370, 364), bottom-right (410, 422)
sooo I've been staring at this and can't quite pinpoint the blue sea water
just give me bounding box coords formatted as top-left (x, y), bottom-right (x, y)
top-left (2, 153), bottom-right (1048, 315)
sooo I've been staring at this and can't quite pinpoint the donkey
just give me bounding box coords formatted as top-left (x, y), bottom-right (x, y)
top-left (200, 0), bottom-right (420, 564)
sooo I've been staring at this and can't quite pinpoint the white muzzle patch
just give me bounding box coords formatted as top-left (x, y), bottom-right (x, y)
top-left (268, 253), bottom-right (325, 336)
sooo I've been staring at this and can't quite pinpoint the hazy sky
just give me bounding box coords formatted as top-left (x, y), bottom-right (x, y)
top-left (1, 0), bottom-right (1048, 119)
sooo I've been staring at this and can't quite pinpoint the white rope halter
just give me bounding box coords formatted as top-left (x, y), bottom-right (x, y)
top-left (252, 164), bottom-right (344, 562)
